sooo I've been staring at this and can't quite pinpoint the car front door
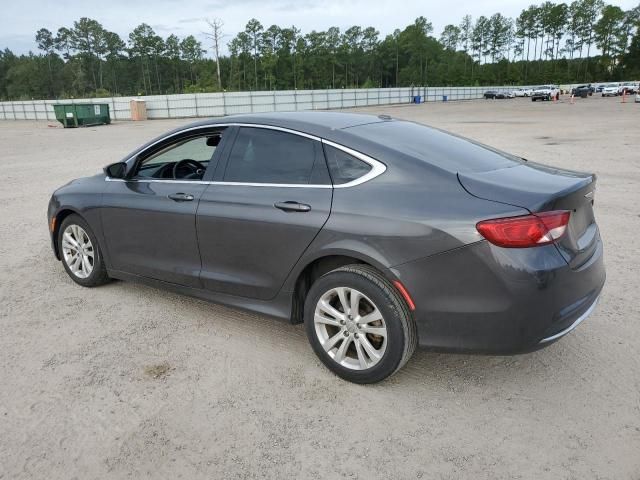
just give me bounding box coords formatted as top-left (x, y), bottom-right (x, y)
top-left (101, 128), bottom-right (227, 287)
top-left (196, 126), bottom-right (333, 300)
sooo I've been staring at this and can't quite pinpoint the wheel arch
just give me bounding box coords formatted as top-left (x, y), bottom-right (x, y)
top-left (288, 251), bottom-right (395, 325)
top-left (52, 208), bottom-right (83, 260)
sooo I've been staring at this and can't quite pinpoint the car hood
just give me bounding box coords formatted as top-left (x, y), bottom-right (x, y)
top-left (53, 173), bottom-right (105, 195)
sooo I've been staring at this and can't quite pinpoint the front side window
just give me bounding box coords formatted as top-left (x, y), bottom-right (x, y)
top-left (224, 127), bottom-right (325, 184)
top-left (323, 144), bottom-right (372, 185)
top-left (134, 132), bottom-right (222, 180)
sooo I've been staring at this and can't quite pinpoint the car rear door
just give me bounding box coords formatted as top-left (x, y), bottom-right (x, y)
top-left (196, 126), bottom-right (333, 300)
top-left (100, 127), bottom-right (227, 287)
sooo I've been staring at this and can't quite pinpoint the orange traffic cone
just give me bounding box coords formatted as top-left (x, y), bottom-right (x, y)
top-left (621, 90), bottom-right (627, 103)
top-left (553, 94), bottom-right (557, 104)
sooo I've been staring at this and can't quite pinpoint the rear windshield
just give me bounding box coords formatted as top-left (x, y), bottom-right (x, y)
top-left (346, 120), bottom-right (523, 173)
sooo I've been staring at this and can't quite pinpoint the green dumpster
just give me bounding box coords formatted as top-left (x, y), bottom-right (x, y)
top-left (53, 103), bottom-right (111, 128)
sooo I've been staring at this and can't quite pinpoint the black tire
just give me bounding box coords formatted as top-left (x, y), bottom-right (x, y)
top-left (303, 264), bottom-right (417, 384)
top-left (58, 214), bottom-right (110, 287)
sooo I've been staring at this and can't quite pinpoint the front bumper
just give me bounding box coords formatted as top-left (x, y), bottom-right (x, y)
top-left (391, 237), bottom-right (605, 354)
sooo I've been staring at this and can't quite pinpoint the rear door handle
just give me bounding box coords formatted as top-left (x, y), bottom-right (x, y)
top-left (274, 201), bottom-right (311, 212)
top-left (168, 192), bottom-right (194, 202)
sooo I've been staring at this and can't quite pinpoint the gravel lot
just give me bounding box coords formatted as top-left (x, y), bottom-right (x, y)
top-left (1, 96), bottom-right (639, 479)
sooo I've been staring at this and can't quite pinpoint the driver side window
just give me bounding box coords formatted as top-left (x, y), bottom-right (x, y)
top-left (134, 132), bottom-right (221, 181)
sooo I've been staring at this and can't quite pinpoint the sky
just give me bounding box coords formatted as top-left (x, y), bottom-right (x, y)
top-left (2, 0), bottom-right (638, 57)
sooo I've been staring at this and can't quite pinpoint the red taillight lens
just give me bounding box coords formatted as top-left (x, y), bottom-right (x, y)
top-left (476, 210), bottom-right (570, 248)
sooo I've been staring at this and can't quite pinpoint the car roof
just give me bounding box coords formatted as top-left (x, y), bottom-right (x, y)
top-left (175, 111), bottom-right (388, 138)
top-left (123, 111), bottom-right (526, 177)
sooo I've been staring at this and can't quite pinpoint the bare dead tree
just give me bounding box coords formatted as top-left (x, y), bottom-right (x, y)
top-left (204, 18), bottom-right (224, 90)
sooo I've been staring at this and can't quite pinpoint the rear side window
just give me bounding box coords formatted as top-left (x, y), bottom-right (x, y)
top-left (323, 145), bottom-right (372, 185)
top-left (224, 127), bottom-right (326, 184)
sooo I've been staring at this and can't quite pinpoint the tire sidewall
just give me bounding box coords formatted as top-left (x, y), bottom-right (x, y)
top-left (304, 270), bottom-right (407, 383)
top-left (58, 214), bottom-right (105, 287)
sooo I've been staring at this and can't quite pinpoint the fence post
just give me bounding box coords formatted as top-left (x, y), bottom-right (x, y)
top-left (272, 90), bottom-right (276, 112)
top-left (294, 90), bottom-right (298, 111)
top-left (340, 89), bottom-right (344, 109)
top-left (110, 98), bottom-right (117, 120)
top-left (194, 94), bottom-right (199, 117)
top-left (1, 103), bottom-right (5, 120)
top-left (165, 95), bottom-right (171, 118)
top-left (249, 90), bottom-right (254, 113)
top-left (222, 91), bottom-right (227, 116)
top-left (11, 102), bottom-right (16, 120)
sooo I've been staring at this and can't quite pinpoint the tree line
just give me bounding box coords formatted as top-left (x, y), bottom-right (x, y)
top-left (0, 0), bottom-right (639, 100)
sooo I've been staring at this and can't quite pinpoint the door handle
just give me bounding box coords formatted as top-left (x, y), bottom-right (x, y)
top-left (274, 201), bottom-right (311, 212)
top-left (168, 193), bottom-right (194, 202)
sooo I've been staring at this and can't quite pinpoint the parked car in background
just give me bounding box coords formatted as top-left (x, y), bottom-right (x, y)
top-left (484, 90), bottom-right (507, 99)
top-left (531, 85), bottom-right (560, 101)
top-left (635, 93), bottom-right (640, 103)
top-left (513, 88), bottom-right (532, 97)
top-left (602, 84), bottom-right (619, 96)
top-left (46, 112), bottom-right (605, 383)
top-left (595, 84), bottom-right (606, 93)
top-left (571, 85), bottom-right (594, 97)
top-left (618, 83), bottom-right (638, 95)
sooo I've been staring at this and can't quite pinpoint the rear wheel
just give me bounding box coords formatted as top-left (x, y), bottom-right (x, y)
top-left (58, 214), bottom-right (110, 287)
top-left (304, 265), bottom-right (417, 384)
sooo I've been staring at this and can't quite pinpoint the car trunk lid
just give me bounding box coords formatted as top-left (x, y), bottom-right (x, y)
top-left (458, 162), bottom-right (598, 269)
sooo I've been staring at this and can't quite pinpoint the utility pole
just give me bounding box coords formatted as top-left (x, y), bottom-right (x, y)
top-left (205, 18), bottom-right (224, 90)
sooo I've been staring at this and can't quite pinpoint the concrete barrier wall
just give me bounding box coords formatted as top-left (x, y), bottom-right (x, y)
top-left (0, 86), bottom-right (526, 121)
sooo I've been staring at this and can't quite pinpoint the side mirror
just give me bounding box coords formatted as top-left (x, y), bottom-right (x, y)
top-left (104, 162), bottom-right (127, 179)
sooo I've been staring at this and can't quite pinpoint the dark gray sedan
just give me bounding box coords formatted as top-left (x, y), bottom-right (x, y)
top-left (48, 112), bottom-right (605, 383)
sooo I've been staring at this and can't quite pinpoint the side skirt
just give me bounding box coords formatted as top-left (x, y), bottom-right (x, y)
top-left (107, 269), bottom-right (294, 322)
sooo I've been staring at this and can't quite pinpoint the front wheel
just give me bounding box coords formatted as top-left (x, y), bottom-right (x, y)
top-left (304, 265), bottom-right (417, 384)
top-left (58, 214), bottom-right (110, 287)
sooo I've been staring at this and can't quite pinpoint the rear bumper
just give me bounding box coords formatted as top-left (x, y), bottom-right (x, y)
top-left (392, 236), bottom-right (605, 354)
top-left (538, 295), bottom-right (598, 344)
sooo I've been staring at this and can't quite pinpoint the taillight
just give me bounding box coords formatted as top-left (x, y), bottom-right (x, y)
top-left (476, 210), bottom-right (570, 248)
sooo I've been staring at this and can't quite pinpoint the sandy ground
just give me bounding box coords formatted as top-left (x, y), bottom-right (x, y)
top-left (1, 96), bottom-right (639, 479)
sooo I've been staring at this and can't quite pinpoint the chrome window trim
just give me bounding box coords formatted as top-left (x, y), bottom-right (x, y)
top-left (105, 177), bottom-right (331, 188)
top-left (321, 139), bottom-right (387, 188)
top-left (112, 122), bottom-right (386, 189)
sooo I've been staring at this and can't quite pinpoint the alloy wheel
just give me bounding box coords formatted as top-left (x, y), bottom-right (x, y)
top-left (313, 287), bottom-right (387, 370)
top-left (61, 224), bottom-right (94, 279)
